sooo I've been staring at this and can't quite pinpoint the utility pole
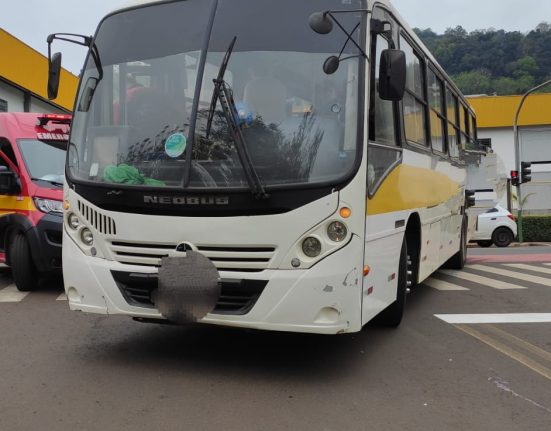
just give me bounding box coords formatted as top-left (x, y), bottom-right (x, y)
top-left (513, 79), bottom-right (551, 242)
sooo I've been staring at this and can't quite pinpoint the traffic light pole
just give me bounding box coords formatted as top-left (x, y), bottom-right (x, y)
top-left (513, 79), bottom-right (551, 243)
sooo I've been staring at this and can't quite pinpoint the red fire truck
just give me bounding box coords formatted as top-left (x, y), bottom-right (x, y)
top-left (0, 113), bottom-right (70, 291)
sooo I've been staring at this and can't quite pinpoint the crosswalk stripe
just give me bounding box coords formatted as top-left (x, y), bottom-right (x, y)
top-left (0, 284), bottom-right (30, 302)
top-left (424, 277), bottom-right (470, 291)
top-left (435, 313), bottom-right (551, 324)
top-left (468, 264), bottom-right (551, 287)
top-left (56, 293), bottom-right (67, 301)
top-left (439, 269), bottom-right (527, 290)
top-left (503, 263), bottom-right (551, 276)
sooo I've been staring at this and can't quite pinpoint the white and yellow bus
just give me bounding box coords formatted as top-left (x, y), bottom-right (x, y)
top-left (50, 0), bottom-right (482, 334)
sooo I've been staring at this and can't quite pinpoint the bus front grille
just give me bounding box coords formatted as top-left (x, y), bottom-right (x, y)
top-left (108, 241), bottom-right (276, 272)
top-left (77, 200), bottom-right (117, 235)
top-left (111, 271), bottom-right (267, 315)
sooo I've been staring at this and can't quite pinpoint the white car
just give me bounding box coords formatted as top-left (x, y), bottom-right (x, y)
top-left (471, 205), bottom-right (518, 247)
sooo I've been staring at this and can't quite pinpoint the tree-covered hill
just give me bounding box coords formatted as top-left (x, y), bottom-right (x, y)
top-left (414, 23), bottom-right (551, 96)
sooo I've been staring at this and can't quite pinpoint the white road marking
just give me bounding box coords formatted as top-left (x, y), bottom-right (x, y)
top-left (439, 269), bottom-right (527, 290)
top-left (435, 313), bottom-right (551, 324)
top-left (0, 284), bottom-right (29, 303)
top-left (468, 264), bottom-right (551, 287)
top-left (424, 277), bottom-right (470, 291)
top-left (56, 293), bottom-right (67, 301)
top-left (504, 263), bottom-right (551, 276)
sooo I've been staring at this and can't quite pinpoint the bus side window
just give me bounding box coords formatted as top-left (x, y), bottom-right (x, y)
top-left (427, 67), bottom-right (446, 154)
top-left (368, 33), bottom-right (400, 193)
top-left (370, 36), bottom-right (396, 146)
top-left (401, 36), bottom-right (428, 147)
top-left (445, 88), bottom-right (460, 158)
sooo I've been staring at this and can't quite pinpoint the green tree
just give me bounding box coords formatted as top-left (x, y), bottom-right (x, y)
top-left (453, 70), bottom-right (492, 95)
top-left (515, 56), bottom-right (538, 77)
top-left (414, 23), bottom-right (551, 96)
top-left (492, 77), bottom-right (520, 95)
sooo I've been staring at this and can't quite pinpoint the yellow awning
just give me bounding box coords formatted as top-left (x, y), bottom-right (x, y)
top-left (467, 93), bottom-right (551, 129)
top-left (0, 28), bottom-right (78, 111)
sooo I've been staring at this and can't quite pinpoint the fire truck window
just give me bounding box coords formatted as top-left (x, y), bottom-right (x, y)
top-left (0, 138), bottom-right (17, 168)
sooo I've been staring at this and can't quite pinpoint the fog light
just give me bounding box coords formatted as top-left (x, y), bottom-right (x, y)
top-left (81, 228), bottom-right (94, 246)
top-left (302, 237), bottom-right (322, 258)
top-left (68, 213), bottom-right (80, 230)
top-left (67, 287), bottom-right (81, 303)
top-left (327, 221), bottom-right (347, 242)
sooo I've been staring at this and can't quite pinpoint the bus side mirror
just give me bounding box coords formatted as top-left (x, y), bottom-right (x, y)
top-left (0, 168), bottom-right (21, 195)
top-left (48, 52), bottom-right (62, 100)
top-left (379, 49), bottom-right (406, 101)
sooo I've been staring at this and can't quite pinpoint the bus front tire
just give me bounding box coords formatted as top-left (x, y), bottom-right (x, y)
top-left (10, 233), bottom-right (39, 292)
top-left (373, 239), bottom-right (408, 327)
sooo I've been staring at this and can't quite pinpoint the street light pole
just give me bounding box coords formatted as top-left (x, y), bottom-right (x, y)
top-left (513, 79), bottom-right (551, 243)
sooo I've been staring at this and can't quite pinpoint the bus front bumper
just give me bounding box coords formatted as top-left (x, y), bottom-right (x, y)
top-left (63, 232), bottom-right (364, 334)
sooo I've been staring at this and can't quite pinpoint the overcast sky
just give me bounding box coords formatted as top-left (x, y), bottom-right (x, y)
top-left (1, 0), bottom-right (550, 74)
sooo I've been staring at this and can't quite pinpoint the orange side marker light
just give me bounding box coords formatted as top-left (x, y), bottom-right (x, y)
top-left (340, 207), bottom-right (352, 218)
top-left (363, 265), bottom-right (370, 277)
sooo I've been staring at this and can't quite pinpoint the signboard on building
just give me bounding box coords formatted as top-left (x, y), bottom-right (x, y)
top-left (520, 127), bottom-right (551, 163)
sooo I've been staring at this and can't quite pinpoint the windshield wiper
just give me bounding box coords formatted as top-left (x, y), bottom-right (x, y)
top-left (31, 177), bottom-right (64, 187)
top-left (205, 36), bottom-right (236, 140)
top-left (206, 37), bottom-right (268, 200)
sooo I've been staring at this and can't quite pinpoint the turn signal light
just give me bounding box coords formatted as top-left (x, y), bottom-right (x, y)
top-left (339, 207), bottom-right (352, 218)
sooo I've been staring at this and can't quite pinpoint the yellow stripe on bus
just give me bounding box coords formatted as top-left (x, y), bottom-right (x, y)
top-left (368, 164), bottom-right (461, 215)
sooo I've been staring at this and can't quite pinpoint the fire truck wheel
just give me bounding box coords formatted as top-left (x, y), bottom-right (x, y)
top-left (10, 233), bottom-right (39, 292)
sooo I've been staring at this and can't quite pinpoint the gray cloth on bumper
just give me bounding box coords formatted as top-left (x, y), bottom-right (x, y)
top-left (154, 252), bottom-right (221, 323)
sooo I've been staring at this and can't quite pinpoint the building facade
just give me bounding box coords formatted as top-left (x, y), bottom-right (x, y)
top-left (468, 94), bottom-right (551, 215)
top-left (0, 28), bottom-right (77, 114)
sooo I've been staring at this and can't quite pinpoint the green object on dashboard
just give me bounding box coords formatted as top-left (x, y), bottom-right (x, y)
top-left (103, 164), bottom-right (165, 186)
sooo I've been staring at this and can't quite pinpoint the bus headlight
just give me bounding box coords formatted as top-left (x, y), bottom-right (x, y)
top-left (327, 221), bottom-right (347, 242)
top-left (81, 228), bottom-right (94, 246)
top-left (68, 213), bottom-right (80, 230)
top-left (302, 237), bottom-right (322, 257)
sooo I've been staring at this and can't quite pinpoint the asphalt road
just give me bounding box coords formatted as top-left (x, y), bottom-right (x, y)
top-left (1, 249), bottom-right (550, 431)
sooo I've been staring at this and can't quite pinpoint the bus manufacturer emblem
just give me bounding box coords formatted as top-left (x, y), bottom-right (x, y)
top-left (143, 196), bottom-right (230, 205)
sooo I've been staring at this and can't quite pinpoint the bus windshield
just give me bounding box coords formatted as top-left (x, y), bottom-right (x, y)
top-left (69, 0), bottom-right (365, 190)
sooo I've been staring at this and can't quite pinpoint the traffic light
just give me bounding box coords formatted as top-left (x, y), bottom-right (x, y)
top-left (510, 170), bottom-right (519, 187)
top-left (521, 161), bottom-right (532, 184)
